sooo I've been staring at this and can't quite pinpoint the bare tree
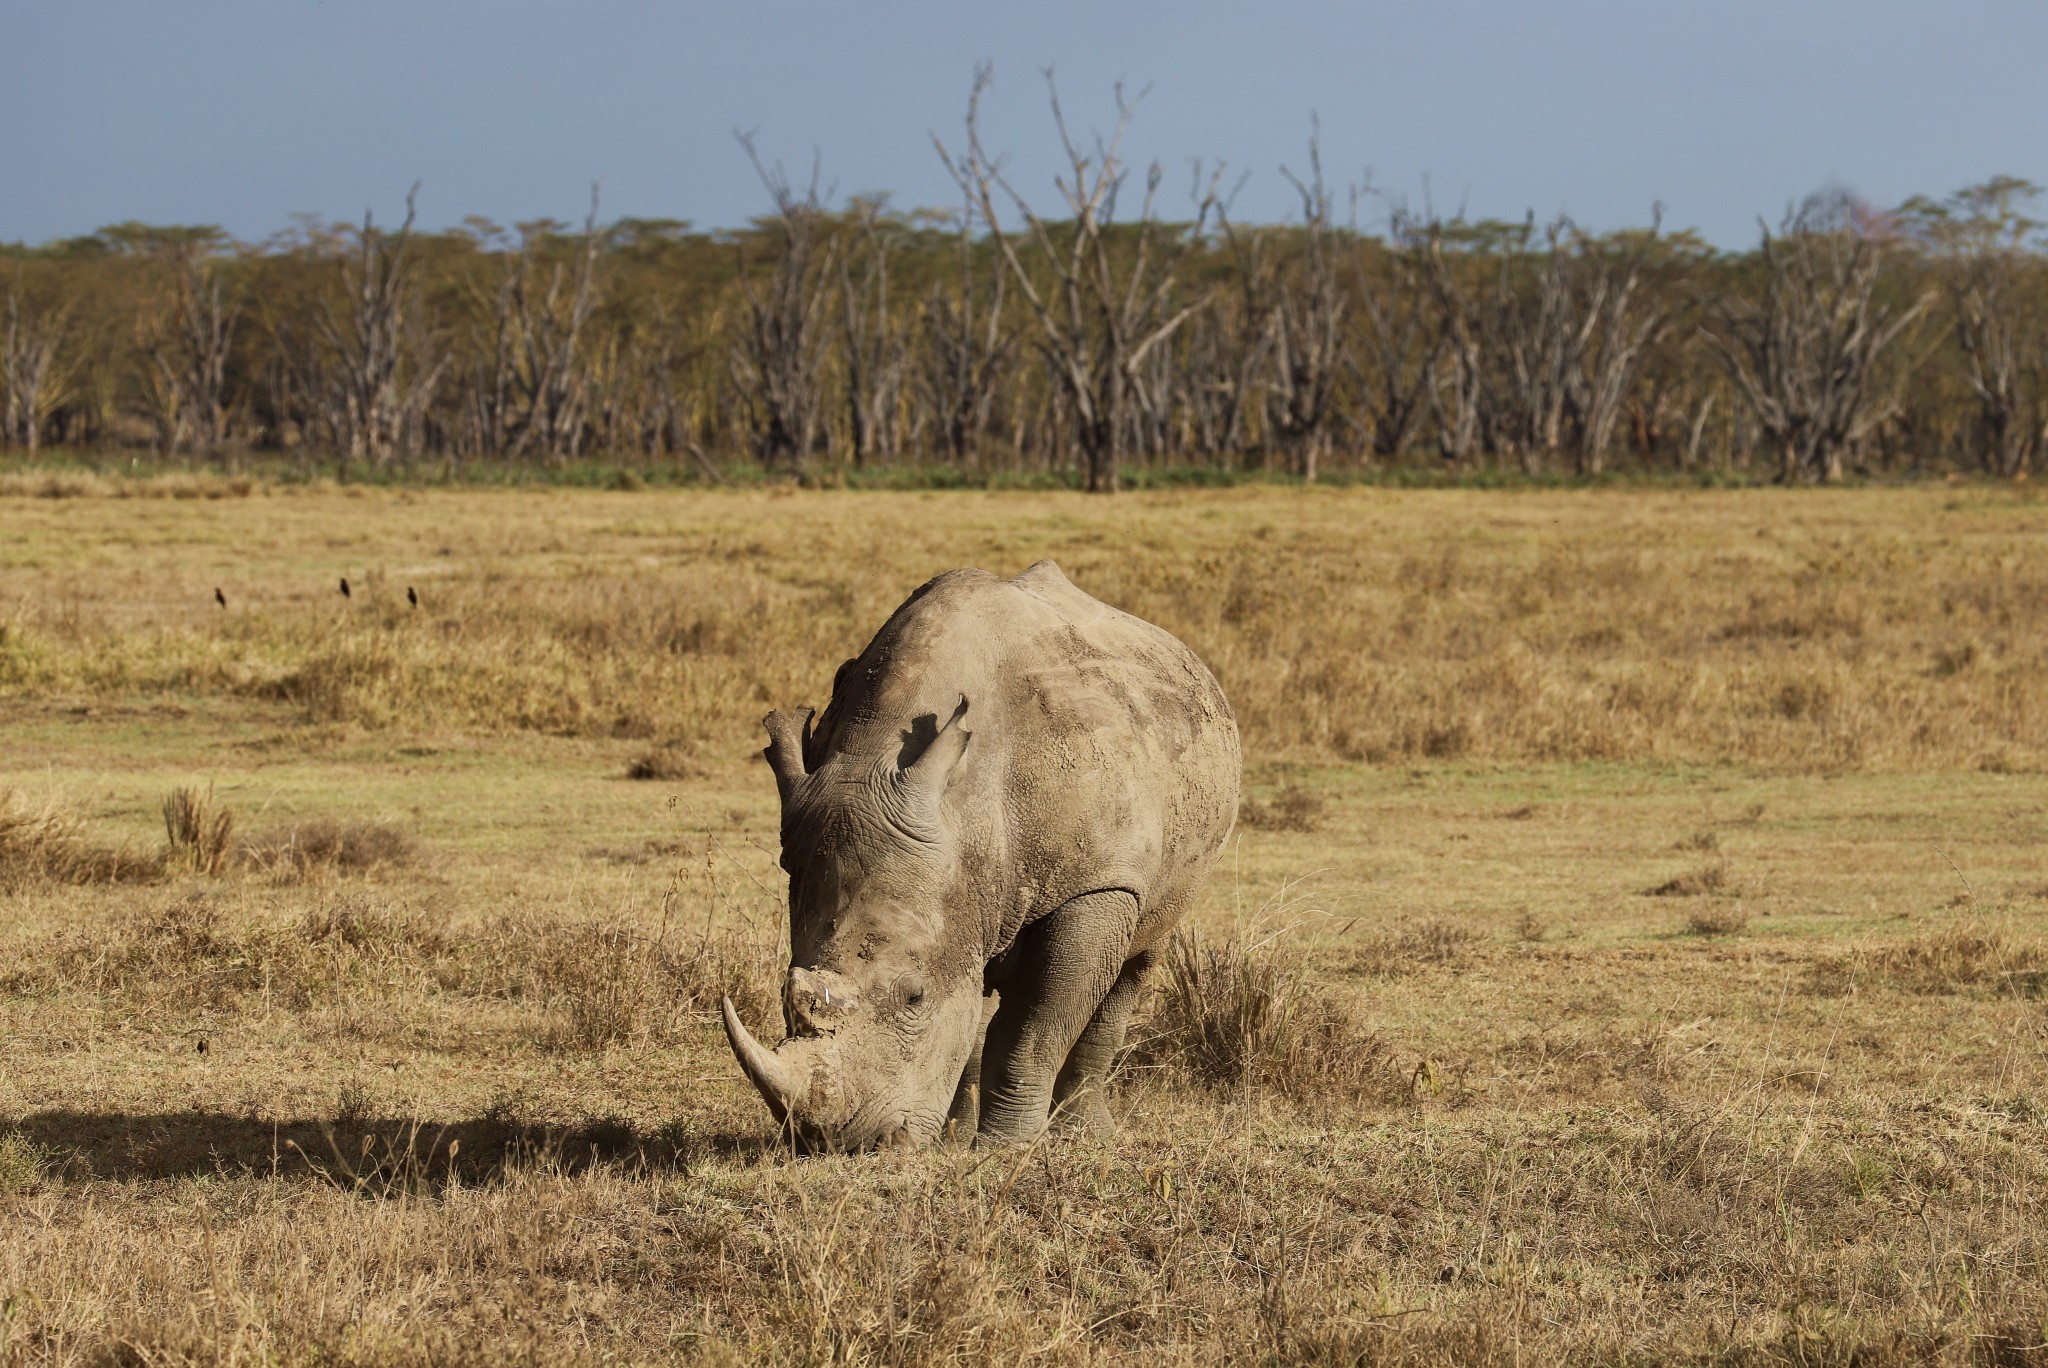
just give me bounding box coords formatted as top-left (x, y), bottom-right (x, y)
top-left (1189, 170), bottom-right (1273, 464)
top-left (1706, 192), bottom-right (1933, 483)
top-left (1347, 203), bottom-right (1440, 460)
top-left (1904, 177), bottom-right (2044, 476)
top-left (1264, 127), bottom-right (1347, 479)
top-left (730, 135), bottom-right (837, 474)
top-left (938, 64), bottom-right (1210, 492)
top-left (141, 246), bottom-right (240, 454)
top-left (313, 185), bottom-right (448, 469)
top-left (1, 280), bottom-right (71, 456)
top-left (1559, 219), bottom-right (1673, 474)
top-left (1423, 213), bottom-right (1670, 475)
top-left (912, 188), bottom-right (1017, 467)
top-left (467, 189), bottom-right (605, 465)
top-left (838, 198), bottom-right (907, 467)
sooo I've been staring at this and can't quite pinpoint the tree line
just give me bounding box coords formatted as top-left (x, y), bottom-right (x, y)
top-left (4, 76), bottom-right (2044, 489)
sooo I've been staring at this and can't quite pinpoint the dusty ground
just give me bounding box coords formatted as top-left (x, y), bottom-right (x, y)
top-left (1, 480), bottom-right (2045, 1364)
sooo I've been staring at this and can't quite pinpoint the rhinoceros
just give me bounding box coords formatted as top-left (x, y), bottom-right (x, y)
top-left (720, 560), bottom-right (1240, 1150)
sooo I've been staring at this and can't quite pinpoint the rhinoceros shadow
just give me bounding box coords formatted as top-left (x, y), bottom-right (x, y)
top-left (9, 1108), bottom-right (774, 1188)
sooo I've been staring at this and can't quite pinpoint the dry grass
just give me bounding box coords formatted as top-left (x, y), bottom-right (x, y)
top-left (5, 484), bottom-right (2048, 1363)
top-left (0, 468), bottom-right (260, 500)
top-left (1344, 917), bottom-right (1486, 976)
top-left (4, 785), bottom-right (420, 892)
top-left (2, 485), bottom-right (2046, 772)
top-left (1808, 924), bottom-right (2048, 998)
top-left (0, 788), bottom-right (160, 888)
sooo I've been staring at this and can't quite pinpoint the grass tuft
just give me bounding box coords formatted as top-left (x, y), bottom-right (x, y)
top-left (1128, 927), bottom-right (1401, 1104)
top-left (161, 785), bottom-right (236, 877)
top-left (469, 912), bottom-right (782, 1050)
top-left (1238, 784), bottom-right (1328, 833)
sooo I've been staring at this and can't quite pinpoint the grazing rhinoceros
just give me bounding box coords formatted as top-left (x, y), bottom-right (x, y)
top-left (721, 560), bottom-right (1240, 1150)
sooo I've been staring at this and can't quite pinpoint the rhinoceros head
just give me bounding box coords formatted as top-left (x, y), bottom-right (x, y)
top-left (721, 698), bottom-right (983, 1151)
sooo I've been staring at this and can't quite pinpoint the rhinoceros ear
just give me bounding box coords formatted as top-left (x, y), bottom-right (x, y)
top-left (762, 707), bottom-right (815, 806)
top-left (899, 696), bottom-right (970, 808)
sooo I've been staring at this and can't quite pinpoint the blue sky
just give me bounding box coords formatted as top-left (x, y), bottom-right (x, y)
top-left (3, 1), bottom-right (2041, 249)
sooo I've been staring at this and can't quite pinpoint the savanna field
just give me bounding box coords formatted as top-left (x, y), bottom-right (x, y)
top-left (2, 476), bottom-right (2046, 1364)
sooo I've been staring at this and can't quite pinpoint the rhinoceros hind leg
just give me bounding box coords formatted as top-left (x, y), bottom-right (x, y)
top-left (976, 889), bottom-right (1138, 1144)
top-left (1050, 947), bottom-right (1155, 1136)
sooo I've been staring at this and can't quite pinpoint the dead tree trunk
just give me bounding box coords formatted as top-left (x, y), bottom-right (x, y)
top-left (912, 182), bottom-right (1016, 467)
top-left (1954, 252), bottom-right (2034, 475)
top-left (1561, 218), bottom-right (1671, 475)
top-left (506, 191), bottom-right (604, 465)
top-left (1423, 213), bottom-right (1670, 475)
top-left (938, 64), bottom-right (1208, 492)
top-left (730, 136), bottom-right (836, 475)
top-left (142, 250), bottom-right (241, 455)
top-left (1421, 223), bottom-right (1509, 468)
top-left (1706, 194), bottom-right (1931, 484)
top-left (1264, 128), bottom-right (1347, 480)
top-left (839, 201), bottom-right (906, 468)
top-left (313, 185), bottom-right (447, 470)
top-left (1349, 205), bottom-right (1440, 461)
top-left (1, 283), bottom-right (70, 456)
top-left (1187, 172), bottom-right (1270, 465)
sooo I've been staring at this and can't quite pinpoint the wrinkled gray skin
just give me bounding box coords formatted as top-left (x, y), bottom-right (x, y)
top-left (721, 561), bottom-right (1240, 1151)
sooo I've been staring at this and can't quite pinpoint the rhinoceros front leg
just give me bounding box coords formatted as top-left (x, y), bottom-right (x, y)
top-left (1051, 947), bottom-right (1156, 1135)
top-left (976, 889), bottom-right (1138, 1144)
top-left (946, 994), bottom-right (996, 1138)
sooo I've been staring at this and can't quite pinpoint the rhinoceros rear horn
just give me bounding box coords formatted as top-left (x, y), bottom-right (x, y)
top-left (762, 707), bottom-right (815, 805)
top-left (901, 695), bottom-right (971, 801)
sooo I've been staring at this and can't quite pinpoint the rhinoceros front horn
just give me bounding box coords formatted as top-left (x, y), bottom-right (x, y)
top-left (722, 996), bottom-right (796, 1123)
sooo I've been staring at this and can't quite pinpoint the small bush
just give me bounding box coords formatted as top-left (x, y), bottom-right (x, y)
top-left (1127, 928), bottom-right (1400, 1104)
top-left (0, 788), bottom-right (159, 889)
top-left (0, 1130), bottom-right (56, 1192)
top-left (626, 743), bottom-right (701, 781)
top-left (1684, 906), bottom-right (1750, 937)
top-left (469, 912), bottom-right (781, 1050)
top-left (300, 896), bottom-right (451, 958)
top-left (1646, 864), bottom-right (1728, 898)
top-left (244, 818), bottom-right (417, 883)
top-left (161, 785), bottom-right (236, 877)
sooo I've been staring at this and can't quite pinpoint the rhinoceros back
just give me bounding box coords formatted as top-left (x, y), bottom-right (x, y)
top-left (808, 561), bottom-right (1240, 957)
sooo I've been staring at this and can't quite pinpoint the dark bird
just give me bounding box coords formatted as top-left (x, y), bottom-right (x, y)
top-left (407, 585), bottom-right (418, 608)
top-left (214, 588), bottom-right (226, 609)
top-left (339, 577), bottom-right (351, 599)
